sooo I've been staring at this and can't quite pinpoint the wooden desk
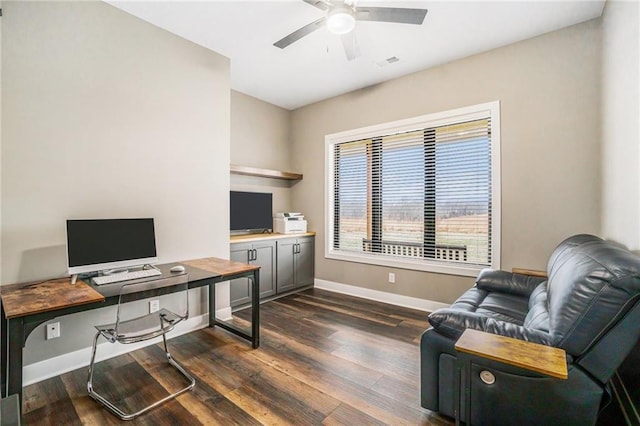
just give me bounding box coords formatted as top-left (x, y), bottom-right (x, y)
top-left (1, 257), bottom-right (260, 405)
top-left (1, 279), bottom-right (105, 319)
top-left (454, 329), bottom-right (567, 426)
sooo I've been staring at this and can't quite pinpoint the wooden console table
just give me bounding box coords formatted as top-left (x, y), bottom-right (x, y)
top-left (1, 257), bottom-right (260, 407)
top-left (454, 328), bottom-right (567, 426)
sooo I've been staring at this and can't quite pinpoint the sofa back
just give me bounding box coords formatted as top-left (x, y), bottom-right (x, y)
top-left (546, 235), bottom-right (640, 359)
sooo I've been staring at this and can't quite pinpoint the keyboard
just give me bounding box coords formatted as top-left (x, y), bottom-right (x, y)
top-left (93, 268), bottom-right (162, 285)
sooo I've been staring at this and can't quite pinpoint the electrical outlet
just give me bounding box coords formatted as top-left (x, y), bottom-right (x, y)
top-left (388, 272), bottom-right (396, 284)
top-left (149, 299), bottom-right (160, 313)
top-left (46, 322), bottom-right (61, 340)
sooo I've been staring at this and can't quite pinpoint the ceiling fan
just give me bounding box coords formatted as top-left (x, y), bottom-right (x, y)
top-left (273, 0), bottom-right (428, 61)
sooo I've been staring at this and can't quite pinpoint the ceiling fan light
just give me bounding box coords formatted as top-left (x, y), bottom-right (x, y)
top-left (327, 8), bottom-right (355, 35)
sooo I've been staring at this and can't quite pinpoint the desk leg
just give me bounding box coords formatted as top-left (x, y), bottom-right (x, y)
top-left (208, 280), bottom-right (216, 328)
top-left (1, 301), bottom-right (7, 398)
top-left (250, 270), bottom-right (260, 349)
top-left (7, 318), bottom-right (24, 405)
top-left (207, 273), bottom-right (259, 349)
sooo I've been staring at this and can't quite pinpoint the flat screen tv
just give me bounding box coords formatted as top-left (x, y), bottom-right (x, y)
top-left (66, 218), bottom-right (158, 275)
top-left (230, 191), bottom-right (273, 232)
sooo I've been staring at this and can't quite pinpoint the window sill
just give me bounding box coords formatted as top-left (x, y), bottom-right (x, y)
top-left (325, 250), bottom-right (488, 277)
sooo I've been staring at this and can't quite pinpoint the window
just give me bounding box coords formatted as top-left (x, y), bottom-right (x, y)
top-left (325, 102), bottom-right (500, 276)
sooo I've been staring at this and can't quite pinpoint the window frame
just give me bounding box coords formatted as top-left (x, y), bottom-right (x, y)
top-left (324, 101), bottom-right (501, 277)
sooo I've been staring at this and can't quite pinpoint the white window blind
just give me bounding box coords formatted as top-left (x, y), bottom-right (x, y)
top-left (327, 102), bottom-right (500, 275)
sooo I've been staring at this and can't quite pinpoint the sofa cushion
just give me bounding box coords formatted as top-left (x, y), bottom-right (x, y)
top-left (475, 269), bottom-right (546, 298)
top-left (523, 282), bottom-right (550, 333)
top-left (528, 281), bottom-right (548, 310)
top-left (546, 234), bottom-right (602, 273)
top-left (546, 236), bottom-right (640, 356)
top-left (428, 308), bottom-right (551, 344)
top-left (429, 286), bottom-right (530, 339)
top-left (449, 287), bottom-right (529, 324)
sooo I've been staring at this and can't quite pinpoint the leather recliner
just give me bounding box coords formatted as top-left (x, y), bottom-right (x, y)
top-left (420, 234), bottom-right (640, 425)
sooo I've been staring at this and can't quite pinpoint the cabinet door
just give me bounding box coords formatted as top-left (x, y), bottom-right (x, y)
top-left (253, 241), bottom-right (276, 299)
top-left (230, 242), bottom-right (252, 307)
top-left (276, 238), bottom-right (297, 293)
top-left (294, 237), bottom-right (315, 288)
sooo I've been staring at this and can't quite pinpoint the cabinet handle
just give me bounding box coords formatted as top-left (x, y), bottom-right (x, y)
top-left (295, 243), bottom-right (300, 254)
top-left (252, 249), bottom-right (257, 261)
top-left (248, 249), bottom-right (257, 262)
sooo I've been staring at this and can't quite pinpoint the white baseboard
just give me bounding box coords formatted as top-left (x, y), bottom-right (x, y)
top-left (217, 306), bottom-right (232, 321)
top-left (314, 279), bottom-right (449, 312)
top-left (23, 313), bottom-right (210, 387)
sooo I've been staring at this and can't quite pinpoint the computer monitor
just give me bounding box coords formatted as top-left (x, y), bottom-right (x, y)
top-left (66, 218), bottom-right (158, 275)
top-left (230, 191), bottom-right (273, 232)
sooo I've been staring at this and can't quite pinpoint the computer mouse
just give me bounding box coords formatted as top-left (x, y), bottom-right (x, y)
top-left (170, 265), bottom-right (185, 273)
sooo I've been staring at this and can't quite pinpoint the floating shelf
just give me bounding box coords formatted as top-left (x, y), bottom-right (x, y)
top-left (230, 164), bottom-right (303, 181)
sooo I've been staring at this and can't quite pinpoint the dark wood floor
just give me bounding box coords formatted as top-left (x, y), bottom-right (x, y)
top-left (22, 288), bottom-right (453, 425)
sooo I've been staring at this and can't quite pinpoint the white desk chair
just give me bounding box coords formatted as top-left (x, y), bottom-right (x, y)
top-left (87, 273), bottom-right (195, 420)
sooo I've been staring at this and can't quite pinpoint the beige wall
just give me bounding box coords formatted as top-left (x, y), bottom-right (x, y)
top-left (291, 20), bottom-right (602, 304)
top-left (601, 0), bottom-right (640, 251)
top-left (0, 1), bottom-right (2, 272)
top-left (231, 90), bottom-right (293, 217)
top-left (2, 1), bottom-right (230, 364)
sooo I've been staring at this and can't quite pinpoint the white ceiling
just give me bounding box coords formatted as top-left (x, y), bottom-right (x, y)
top-left (108, 1), bottom-right (605, 110)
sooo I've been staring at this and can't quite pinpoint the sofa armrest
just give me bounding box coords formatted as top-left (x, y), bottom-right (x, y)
top-left (428, 308), bottom-right (552, 346)
top-left (428, 309), bottom-right (489, 338)
top-left (455, 328), bottom-right (567, 379)
top-left (476, 269), bottom-right (546, 298)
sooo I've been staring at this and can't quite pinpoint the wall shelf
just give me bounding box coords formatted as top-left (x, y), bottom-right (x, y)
top-left (230, 164), bottom-right (303, 181)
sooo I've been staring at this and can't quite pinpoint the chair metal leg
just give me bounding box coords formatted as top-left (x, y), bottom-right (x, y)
top-left (162, 332), bottom-right (169, 356)
top-left (87, 334), bottom-right (195, 421)
top-left (86, 331), bottom-right (100, 396)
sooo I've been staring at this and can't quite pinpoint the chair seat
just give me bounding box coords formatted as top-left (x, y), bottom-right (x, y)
top-left (96, 308), bottom-right (184, 343)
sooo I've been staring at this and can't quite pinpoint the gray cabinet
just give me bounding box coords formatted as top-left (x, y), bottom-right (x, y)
top-left (276, 236), bottom-right (315, 293)
top-left (229, 240), bottom-right (276, 307)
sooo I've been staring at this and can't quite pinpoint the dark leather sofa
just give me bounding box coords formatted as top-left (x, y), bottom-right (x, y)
top-left (420, 234), bottom-right (640, 425)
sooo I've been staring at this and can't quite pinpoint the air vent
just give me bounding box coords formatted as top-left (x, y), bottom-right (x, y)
top-left (376, 56), bottom-right (400, 67)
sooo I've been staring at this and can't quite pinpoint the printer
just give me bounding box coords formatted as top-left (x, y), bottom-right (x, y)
top-left (273, 212), bottom-right (307, 234)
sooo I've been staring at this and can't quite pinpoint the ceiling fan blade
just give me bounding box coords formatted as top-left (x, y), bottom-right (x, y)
top-left (341, 32), bottom-right (359, 61)
top-left (355, 7), bottom-right (428, 25)
top-left (274, 17), bottom-right (327, 49)
top-left (302, 0), bottom-right (331, 11)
